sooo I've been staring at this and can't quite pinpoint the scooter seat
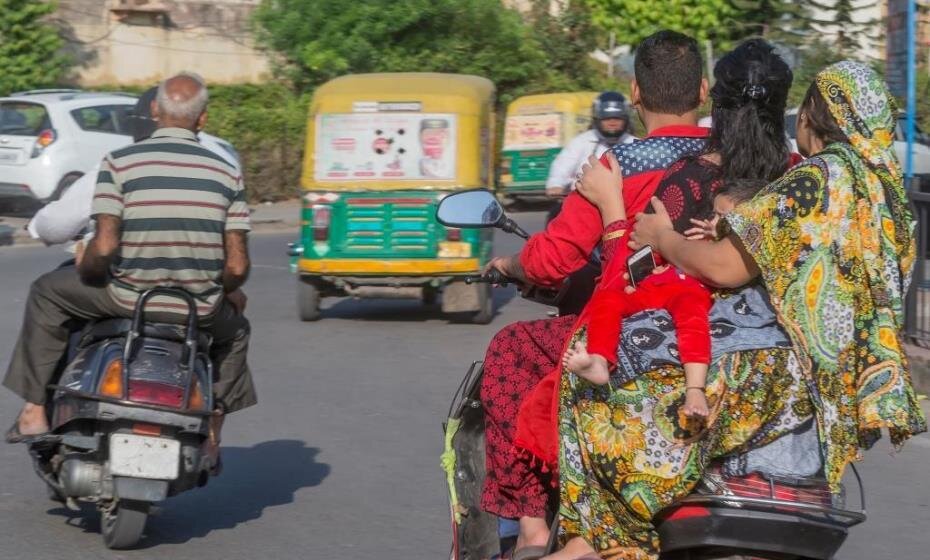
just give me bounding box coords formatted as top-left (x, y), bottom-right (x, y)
top-left (80, 318), bottom-right (211, 349)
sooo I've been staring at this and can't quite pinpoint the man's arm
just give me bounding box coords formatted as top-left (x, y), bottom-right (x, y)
top-left (78, 214), bottom-right (120, 286)
top-left (222, 230), bottom-right (250, 293)
top-left (513, 191), bottom-right (605, 287)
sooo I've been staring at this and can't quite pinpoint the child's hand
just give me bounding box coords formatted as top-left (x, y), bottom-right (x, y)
top-left (684, 216), bottom-right (719, 241)
top-left (682, 388), bottom-right (709, 419)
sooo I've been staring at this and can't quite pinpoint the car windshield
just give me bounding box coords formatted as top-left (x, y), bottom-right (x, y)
top-left (0, 102), bottom-right (51, 136)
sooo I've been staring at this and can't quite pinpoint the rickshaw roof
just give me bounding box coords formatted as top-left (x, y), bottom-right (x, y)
top-left (312, 73), bottom-right (495, 114)
top-left (506, 92), bottom-right (599, 116)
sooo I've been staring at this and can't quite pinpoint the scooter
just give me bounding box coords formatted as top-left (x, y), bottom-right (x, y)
top-left (25, 287), bottom-right (216, 549)
top-left (437, 189), bottom-right (866, 560)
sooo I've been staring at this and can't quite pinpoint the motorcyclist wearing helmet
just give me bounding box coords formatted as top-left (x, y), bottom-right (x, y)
top-left (544, 91), bottom-right (635, 198)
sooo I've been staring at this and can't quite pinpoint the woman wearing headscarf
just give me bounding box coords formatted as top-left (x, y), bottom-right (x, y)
top-left (550, 61), bottom-right (927, 560)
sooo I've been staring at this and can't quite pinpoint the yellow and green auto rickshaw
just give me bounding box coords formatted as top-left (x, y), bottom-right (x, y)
top-left (288, 73), bottom-right (497, 323)
top-left (498, 92), bottom-right (598, 200)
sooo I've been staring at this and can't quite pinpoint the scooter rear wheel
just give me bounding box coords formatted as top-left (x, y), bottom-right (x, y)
top-left (101, 499), bottom-right (149, 550)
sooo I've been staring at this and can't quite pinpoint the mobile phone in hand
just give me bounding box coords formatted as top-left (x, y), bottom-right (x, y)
top-left (626, 246), bottom-right (656, 289)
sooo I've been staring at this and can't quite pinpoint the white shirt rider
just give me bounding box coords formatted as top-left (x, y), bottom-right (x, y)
top-left (27, 132), bottom-right (239, 246)
top-left (544, 128), bottom-right (636, 194)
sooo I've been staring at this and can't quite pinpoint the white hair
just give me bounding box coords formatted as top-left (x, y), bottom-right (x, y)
top-left (156, 71), bottom-right (209, 123)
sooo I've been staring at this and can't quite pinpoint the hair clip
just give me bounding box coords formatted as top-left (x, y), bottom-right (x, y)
top-left (742, 84), bottom-right (767, 100)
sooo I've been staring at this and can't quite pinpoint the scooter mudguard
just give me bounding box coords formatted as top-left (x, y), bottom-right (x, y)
top-left (444, 362), bottom-right (499, 560)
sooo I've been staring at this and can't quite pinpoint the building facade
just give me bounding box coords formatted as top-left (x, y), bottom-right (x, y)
top-left (57, 0), bottom-right (270, 86)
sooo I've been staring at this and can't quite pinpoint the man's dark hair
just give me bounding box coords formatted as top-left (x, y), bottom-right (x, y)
top-left (634, 30), bottom-right (703, 115)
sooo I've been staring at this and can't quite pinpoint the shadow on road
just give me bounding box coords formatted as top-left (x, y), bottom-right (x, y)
top-left (44, 439), bottom-right (330, 547)
top-left (320, 286), bottom-right (517, 322)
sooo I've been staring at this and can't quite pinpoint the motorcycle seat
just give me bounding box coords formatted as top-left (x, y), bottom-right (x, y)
top-left (80, 318), bottom-right (211, 349)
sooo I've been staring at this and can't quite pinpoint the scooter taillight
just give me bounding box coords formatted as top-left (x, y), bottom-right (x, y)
top-left (127, 380), bottom-right (185, 408)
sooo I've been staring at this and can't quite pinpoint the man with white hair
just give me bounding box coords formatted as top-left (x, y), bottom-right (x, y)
top-left (4, 73), bottom-right (257, 459)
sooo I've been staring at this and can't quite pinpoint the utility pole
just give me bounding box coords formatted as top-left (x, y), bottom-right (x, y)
top-left (705, 40), bottom-right (714, 83)
top-left (907, 0), bottom-right (917, 186)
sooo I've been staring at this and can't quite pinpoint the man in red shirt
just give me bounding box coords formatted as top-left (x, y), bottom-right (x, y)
top-left (479, 30), bottom-right (711, 557)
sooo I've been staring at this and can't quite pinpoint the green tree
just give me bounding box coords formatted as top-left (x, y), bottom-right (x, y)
top-left (583, 0), bottom-right (742, 52)
top-left (253, 0), bottom-right (603, 105)
top-left (730, 0), bottom-right (812, 45)
top-left (806, 0), bottom-right (879, 58)
top-left (0, 0), bottom-right (69, 94)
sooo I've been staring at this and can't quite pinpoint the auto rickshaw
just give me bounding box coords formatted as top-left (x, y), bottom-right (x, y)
top-left (498, 92), bottom-right (598, 200)
top-left (288, 73), bottom-right (497, 323)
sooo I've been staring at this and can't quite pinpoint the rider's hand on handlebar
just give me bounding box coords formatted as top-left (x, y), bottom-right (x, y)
top-left (484, 255), bottom-right (521, 285)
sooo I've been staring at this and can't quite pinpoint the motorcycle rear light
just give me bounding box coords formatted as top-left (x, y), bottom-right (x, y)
top-left (132, 423), bottom-right (162, 437)
top-left (446, 228), bottom-right (462, 241)
top-left (98, 359), bottom-right (125, 399)
top-left (188, 377), bottom-right (207, 410)
top-left (662, 505), bottom-right (711, 521)
top-left (128, 380), bottom-right (184, 408)
top-left (312, 204), bottom-right (331, 241)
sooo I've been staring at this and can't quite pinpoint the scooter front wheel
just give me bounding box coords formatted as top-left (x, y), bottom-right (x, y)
top-left (101, 499), bottom-right (149, 549)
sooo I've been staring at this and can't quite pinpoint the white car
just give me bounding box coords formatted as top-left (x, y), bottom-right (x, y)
top-left (0, 89), bottom-right (239, 203)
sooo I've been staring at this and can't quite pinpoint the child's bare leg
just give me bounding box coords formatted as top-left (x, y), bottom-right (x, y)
top-left (681, 362), bottom-right (709, 419)
top-left (563, 341), bottom-right (610, 385)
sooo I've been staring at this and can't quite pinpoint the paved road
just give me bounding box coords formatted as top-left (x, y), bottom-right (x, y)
top-left (0, 211), bottom-right (928, 559)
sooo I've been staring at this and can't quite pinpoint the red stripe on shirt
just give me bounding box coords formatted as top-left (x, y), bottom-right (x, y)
top-left (227, 212), bottom-right (250, 218)
top-left (109, 159), bottom-right (241, 182)
top-left (124, 200), bottom-right (228, 211)
top-left (114, 294), bottom-right (214, 313)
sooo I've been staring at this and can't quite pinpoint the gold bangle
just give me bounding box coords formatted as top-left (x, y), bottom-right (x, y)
top-left (602, 229), bottom-right (627, 242)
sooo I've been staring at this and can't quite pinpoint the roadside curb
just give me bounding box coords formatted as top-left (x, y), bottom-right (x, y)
top-left (904, 343), bottom-right (930, 395)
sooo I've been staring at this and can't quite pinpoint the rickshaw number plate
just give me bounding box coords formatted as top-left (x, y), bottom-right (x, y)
top-left (438, 241), bottom-right (472, 258)
top-left (110, 434), bottom-right (180, 480)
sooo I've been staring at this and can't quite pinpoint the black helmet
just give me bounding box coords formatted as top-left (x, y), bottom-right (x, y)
top-left (592, 91), bottom-right (629, 144)
top-left (127, 86), bottom-right (158, 142)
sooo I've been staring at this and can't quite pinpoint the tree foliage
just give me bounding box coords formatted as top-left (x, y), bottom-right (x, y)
top-left (0, 0), bottom-right (69, 94)
top-left (253, 0), bottom-right (607, 106)
top-left (583, 0), bottom-right (742, 52)
top-left (806, 0), bottom-right (879, 58)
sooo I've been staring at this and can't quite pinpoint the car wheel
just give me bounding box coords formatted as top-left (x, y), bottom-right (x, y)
top-left (51, 172), bottom-right (83, 201)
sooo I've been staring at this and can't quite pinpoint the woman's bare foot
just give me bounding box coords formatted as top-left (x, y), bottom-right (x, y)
top-left (17, 402), bottom-right (50, 436)
top-left (539, 536), bottom-right (598, 560)
top-left (514, 516), bottom-right (550, 556)
top-left (563, 342), bottom-right (609, 385)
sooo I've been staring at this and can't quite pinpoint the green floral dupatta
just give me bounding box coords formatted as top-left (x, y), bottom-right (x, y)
top-left (726, 61), bottom-right (927, 488)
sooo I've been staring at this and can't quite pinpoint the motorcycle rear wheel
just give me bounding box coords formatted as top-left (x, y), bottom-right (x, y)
top-left (101, 499), bottom-right (149, 550)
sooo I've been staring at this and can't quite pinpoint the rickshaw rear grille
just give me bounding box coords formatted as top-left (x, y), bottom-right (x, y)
top-left (343, 198), bottom-right (434, 254)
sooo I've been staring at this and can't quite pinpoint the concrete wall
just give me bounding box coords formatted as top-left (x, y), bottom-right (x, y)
top-left (57, 0), bottom-right (270, 86)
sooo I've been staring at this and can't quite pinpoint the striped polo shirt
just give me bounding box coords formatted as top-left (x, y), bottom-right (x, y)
top-left (91, 127), bottom-right (250, 316)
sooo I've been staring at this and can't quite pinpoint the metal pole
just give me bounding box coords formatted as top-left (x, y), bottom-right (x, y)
top-left (607, 32), bottom-right (615, 79)
top-left (705, 40), bottom-right (714, 83)
top-left (906, 0), bottom-right (917, 184)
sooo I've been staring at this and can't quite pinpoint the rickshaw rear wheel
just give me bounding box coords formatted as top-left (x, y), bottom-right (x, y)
top-left (468, 284), bottom-right (494, 324)
top-left (297, 278), bottom-right (322, 321)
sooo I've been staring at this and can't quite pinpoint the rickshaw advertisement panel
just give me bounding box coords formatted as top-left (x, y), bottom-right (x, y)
top-left (315, 113), bottom-right (458, 182)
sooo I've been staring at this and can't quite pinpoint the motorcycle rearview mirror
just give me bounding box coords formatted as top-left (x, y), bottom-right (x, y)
top-left (436, 189), bottom-right (529, 239)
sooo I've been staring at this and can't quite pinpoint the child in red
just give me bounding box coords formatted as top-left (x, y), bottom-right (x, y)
top-left (563, 254), bottom-right (714, 419)
top-left (563, 188), bottom-right (737, 419)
